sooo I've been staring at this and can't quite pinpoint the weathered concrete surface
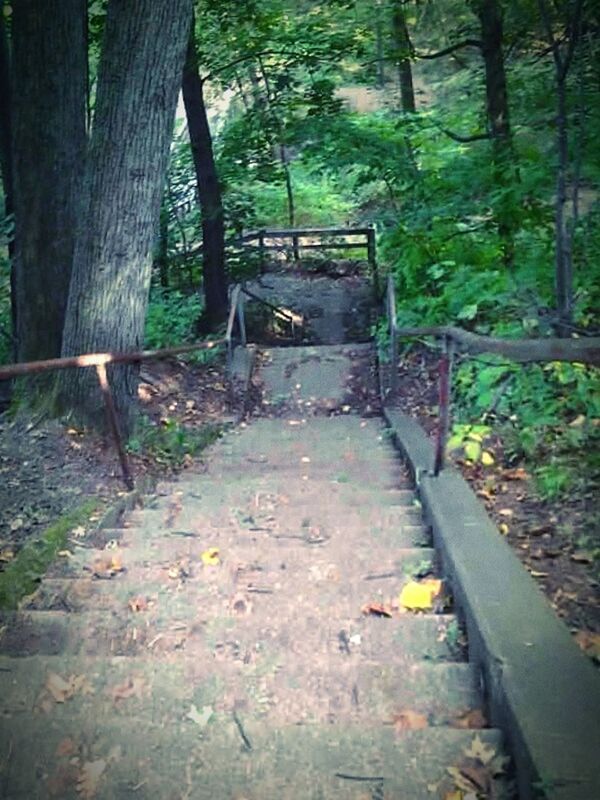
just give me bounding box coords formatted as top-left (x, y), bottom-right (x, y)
top-left (245, 272), bottom-right (373, 344)
top-left (385, 408), bottom-right (600, 800)
top-left (260, 343), bottom-right (371, 408)
top-left (0, 411), bottom-right (510, 799)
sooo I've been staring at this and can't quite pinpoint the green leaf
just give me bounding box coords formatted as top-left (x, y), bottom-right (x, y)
top-left (464, 441), bottom-right (481, 462)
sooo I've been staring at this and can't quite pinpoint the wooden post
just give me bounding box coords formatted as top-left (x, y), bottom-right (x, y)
top-left (433, 337), bottom-right (455, 476)
top-left (367, 225), bottom-right (379, 298)
top-left (95, 363), bottom-right (134, 491)
top-left (292, 234), bottom-right (300, 261)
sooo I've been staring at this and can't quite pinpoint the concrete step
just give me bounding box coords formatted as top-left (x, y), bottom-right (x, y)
top-left (0, 717), bottom-right (507, 799)
top-left (1, 609), bottom-right (462, 662)
top-left (0, 653), bottom-right (482, 725)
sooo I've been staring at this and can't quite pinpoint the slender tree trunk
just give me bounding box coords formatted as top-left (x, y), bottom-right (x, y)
top-left (181, 22), bottom-right (228, 328)
top-left (375, 0), bottom-right (385, 89)
top-left (392, 1), bottom-right (416, 112)
top-left (59, 0), bottom-right (193, 435)
top-left (473, 0), bottom-right (515, 267)
top-left (0, 10), bottom-right (15, 358)
top-left (11, 0), bottom-right (87, 365)
top-left (554, 71), bottom-right (573, 332)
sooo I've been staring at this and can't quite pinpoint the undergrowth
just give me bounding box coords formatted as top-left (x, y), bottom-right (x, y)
top-left (127, 417), bottom-right (223, 468)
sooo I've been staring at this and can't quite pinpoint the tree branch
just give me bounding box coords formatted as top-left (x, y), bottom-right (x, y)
top-left (394, 326), bottom-right (600, 366)
top-left (437, 126), bottom-right (491, 143)
top-left (415, 39), bottom-right (482, 59)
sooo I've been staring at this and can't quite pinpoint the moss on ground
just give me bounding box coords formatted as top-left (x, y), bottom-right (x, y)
top-left (0, 500), bottom-right (98, 610)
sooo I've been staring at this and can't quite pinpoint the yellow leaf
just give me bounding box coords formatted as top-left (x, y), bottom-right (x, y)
top-left (499, 523), bottom-right (509, 536)
top-left (201, 547), bottom-right (220, 566)
top-left (444, 792), bottom-right (465, 800)
top-left (481, 451), bottom-right (494, 466)
top-left (399, 579), bottom-right (442, 610)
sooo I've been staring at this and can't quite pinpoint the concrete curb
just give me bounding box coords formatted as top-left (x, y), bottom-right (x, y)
top-left (384, 407), bottom-right (600, 800)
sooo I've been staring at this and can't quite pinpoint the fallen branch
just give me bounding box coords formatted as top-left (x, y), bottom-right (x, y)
top-left (395, 326), bottom-right (600, 366)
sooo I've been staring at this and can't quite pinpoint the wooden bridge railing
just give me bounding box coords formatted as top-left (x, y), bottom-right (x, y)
top-left (382, 274), bottom-right (600, 475)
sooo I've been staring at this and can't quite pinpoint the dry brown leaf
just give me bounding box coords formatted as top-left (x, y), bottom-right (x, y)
top-left (46, 764), bottom-right (79, 797)
top-left (574, 630), bottom-right (600, 660)
top-left (230, 592), bottom-right (253, 616)
top-left (108, 676), bottom-right (147, 703)
top-left (128, 595), bottom-right (149, 612)
top-left (449, 708), bottom-right (487, 729)
top-left (45, 672), bottom-right (75, 703)
top-left (56, 737), bottom-right (78, 757)
top-left (76, 759), bottom-right (106, 799)
top-left (361, 601), bottom-right (393, 618)
top-left (502, 467), bottom-right (529, 480)
top-left (392, 709), bottom-right (429, 731)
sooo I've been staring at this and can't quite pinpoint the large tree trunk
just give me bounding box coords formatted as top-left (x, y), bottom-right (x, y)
top-left (181, 24), bottom-right (228, 328)
top-left (0, 10), bottom-right (15, 359)
top-left (59, 0), bottom-right (193, 435)
top-left (11, 0), bottom-right (87, 365)
top-left (392, 1), bottom-right (416, 112)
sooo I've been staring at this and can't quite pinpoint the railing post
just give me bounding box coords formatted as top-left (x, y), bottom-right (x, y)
top-left (237, 290), bottom-right (247, 346)
top-left (95, 363), bottom-right (134, 491)
top-left (433, 336), bottom-right (455, 476)
top-left (292, 234), bottom-right (300, 261)
top-left (258, 229), bottom-right (266, 274)
top-left (387, 274), bottom-right (398, 398)
top-left (367, 224), bottom-right (379, 299)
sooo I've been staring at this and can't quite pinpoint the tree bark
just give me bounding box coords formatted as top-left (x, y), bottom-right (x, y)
top-left (59, 0), bottom-right (193, 435)
top-left (0, 9), bottom-right (15, 358)
top-left (181, 22), bottom-right (228, 328)
top-left (472, 0), bottom-right (515, 267)
top-left (392, 1), bottom-right (416, 112)
top-left (11, 0), bottom-right (87, 364)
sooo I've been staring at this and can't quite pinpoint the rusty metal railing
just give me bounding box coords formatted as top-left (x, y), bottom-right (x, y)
top-left (0, 282), bottom-right (303, 490)
top-left (0, 288), bottom-right (253, 490)
top-left (381, 276), bottom-right (600, 476)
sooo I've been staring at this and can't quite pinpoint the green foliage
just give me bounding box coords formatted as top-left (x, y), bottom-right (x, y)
top-left (127, 417), bottom-right (222, 468)
top-left (144, 287), bottom-right (203, 349)
top-left (447, 423), bottom-right (494, 465)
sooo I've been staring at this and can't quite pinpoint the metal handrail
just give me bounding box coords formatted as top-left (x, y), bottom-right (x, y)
top-left (382, 275), bottom-right (600, 475)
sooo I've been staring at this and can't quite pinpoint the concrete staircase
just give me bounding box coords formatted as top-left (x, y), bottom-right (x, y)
top-left (0, 408), bottom-right (512, 798)
top-left (0, 274), bottom-right (513, 798)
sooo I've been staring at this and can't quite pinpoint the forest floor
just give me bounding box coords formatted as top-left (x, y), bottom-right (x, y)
top-left (0, 268), bottom-right (598, 664)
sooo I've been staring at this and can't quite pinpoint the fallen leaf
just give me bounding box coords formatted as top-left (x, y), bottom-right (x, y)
top-left (76, 759), bottom-right (106, 799)
top-left (201, 547), bottom-right (220, 566)
top-left (392, 709), bottom-right (428, 730)
top-left (481, 451), bottom-right (494, 466)
top-left (502, 467), bottom-right (529, 480)
top-left (186, 703), bottom-right (214, 728)
top-left (499, 523), bottom-right (509, 536)
top-left (570, 550), bottom-right (593, 564)
top-left (230, 592), bottom-right (252, 615)
top-left (45, 672), bottom-right (75, 703)
top-left (108, 676), bottom-right (147, 703)
top-left (569, 414), bottom-right (586, 427)
top-left (128, 595), bottom-right (149, 612)
top-left (498, 508), bottom-right (514, 518)
top-left (0, 546), bottom-right (15, 562)
top-left (361, 601), bottom-right (393, 618)
top-left (449, 709), bottom-right (487, 729)
top-left (398, 578), bottom-right (443, 611)
top-left (56, 737), bottom-right (78, 757)
top-left (574, 630), bottom-right (600, 661)
top-left (443, 792), bottom-right (465, 800)
top-left (9, 517), bottom-right (23, 532)
top-left (463, 734), bottom-right (496, 765)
